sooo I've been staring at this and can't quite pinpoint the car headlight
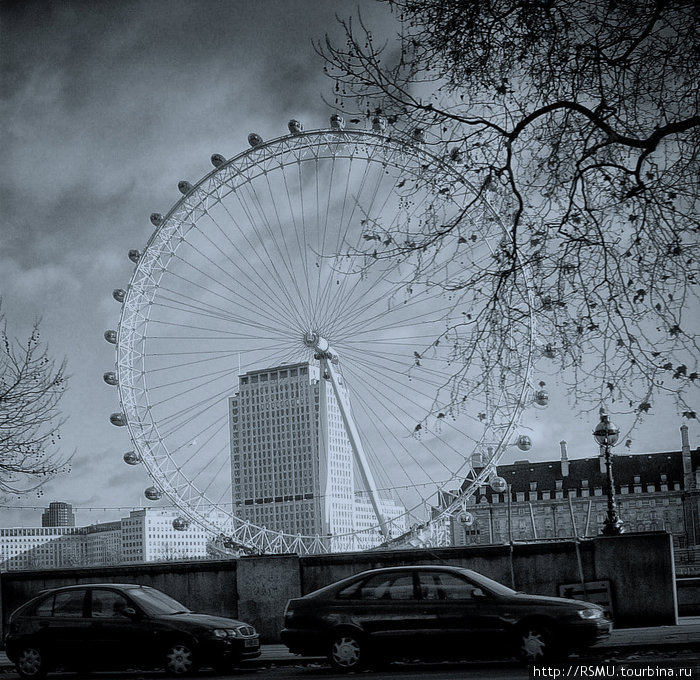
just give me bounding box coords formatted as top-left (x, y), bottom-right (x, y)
top-left (578, 608), bottom-right (603, 620)
top-left (212, 629), bottom-right (229, 638)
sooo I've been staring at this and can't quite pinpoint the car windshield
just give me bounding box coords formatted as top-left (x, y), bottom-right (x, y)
top-left (459, 569), bottom-right (517, 597)
top-left (127, 586), bottom-right (191, 615)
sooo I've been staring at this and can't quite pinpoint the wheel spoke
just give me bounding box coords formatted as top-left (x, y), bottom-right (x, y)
top-left (112, 129), bottom-right (534, 554)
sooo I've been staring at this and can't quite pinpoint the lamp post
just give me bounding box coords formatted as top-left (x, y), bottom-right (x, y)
top-left (593, 409), bottom-right (624, 536)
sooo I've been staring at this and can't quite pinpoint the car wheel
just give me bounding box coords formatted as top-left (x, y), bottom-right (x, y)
top-left (328, 632), bottom-right (365, 671)
top-left (16, 646), bottom-right (47, 680)
top-left (163, 642), bottom-right (197, 676)
top-left (517, 623), bottom-right (556, 664)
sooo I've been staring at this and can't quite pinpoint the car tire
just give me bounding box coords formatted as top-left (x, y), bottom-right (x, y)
top-left (516, 623), bottom-right (557, 664)
top-left (163, 641), bottom-right (198, 676)
top-left (16, 646), bottom-right (47, 680)
top-left (328, 631), bottom-right (365, 672)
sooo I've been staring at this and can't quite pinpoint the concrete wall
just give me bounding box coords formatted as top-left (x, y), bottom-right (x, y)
top-left (237, 554), bottom-right (301, 640)
top-left (1, 533), bottom-right (677, 644)
top-left (591, 533), bottom-right (677, 627)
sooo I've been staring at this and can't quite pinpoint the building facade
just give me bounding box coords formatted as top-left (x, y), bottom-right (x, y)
top-left (0, 508), bottom-right (211, 572)
top-left (0, 527), bottom-right (85, 571)
top-left (229, 362), bottom-right (405, 551)
top-left (121, 510), bottom-right (209, 563)
top-left (442, 426), bottom-right (700, 561)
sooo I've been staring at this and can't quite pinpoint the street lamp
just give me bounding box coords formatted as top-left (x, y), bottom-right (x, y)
top-left (593, 409), bottom-right (624, 536)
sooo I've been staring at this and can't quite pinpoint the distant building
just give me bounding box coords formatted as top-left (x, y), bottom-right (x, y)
top-left (440, 426), bottom-right (700, 562)
top-left (0, 527), bottom-right (85, 571)
top-left (41, 501), bottom-right (75, 527)
top-left (121, 509), bottom-right (209, 563)
top-left (82, 521), bottom-right (122, 565)
top-left (229, 362), bottom-right (406, 551)
top-left (0, 509), bottom-right (212, 572)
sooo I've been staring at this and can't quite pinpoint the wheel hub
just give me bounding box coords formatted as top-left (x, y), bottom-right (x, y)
top-left (338, 643), bottom-right (355, 660)
top-left (523, 632), bottom-right (545, 656)
top-left (303, 330), bottom-right (338, 361)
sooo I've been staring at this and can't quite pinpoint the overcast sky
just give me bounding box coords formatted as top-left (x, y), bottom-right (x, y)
top-left (1, 0), bottom-right (696, 528)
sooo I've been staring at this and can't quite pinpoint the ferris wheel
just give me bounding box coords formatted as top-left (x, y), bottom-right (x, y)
top-left (104, 116), bottom-right (538, 554)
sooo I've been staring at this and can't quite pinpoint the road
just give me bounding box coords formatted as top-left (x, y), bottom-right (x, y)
top-left (2, 653), bottom-right (699, 680)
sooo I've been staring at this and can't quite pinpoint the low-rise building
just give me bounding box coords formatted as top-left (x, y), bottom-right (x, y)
top-left (0, 508), bottom-right (210, 571)
top-left (441, 426), bottom-right (700, 566)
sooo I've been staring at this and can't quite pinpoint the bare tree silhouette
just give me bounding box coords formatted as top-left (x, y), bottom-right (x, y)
top-left (1, 303), bottom-right (71, 494)
top-left (319, 0), bottom-right (699, 428)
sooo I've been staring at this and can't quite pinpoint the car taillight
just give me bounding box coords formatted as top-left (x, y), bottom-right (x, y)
top-left (283, 603), bottom-right (295, 624)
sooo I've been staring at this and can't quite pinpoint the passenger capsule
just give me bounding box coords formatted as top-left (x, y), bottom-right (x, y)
top-left (288, 119), bottom-right (303, 135)
top-left (103, 371), bottom-right (118, 386)
top-left (534, 390), bottom-right (549, 406)
top-left (173, 517), bottom-right (189, 531)
top-left (543, 343), bottom-right (556, 359)
top-left (123, 450), bottom-right (141, 465)
top-left (104, 330), bottom-right (118, 344)
top-left (372, 116), bottom-right (387, 133)
top-left (112, 288), bottom-right (126, 303)
top-left (517, 435), bottom-right (532, 451)
top-left (490, 476), bottom-right (508, 493)
top-left (210, 153), bottom-right (226, 167)
top-left (178, 180), bottom-right (194, 195)
top-left (457, 511), bottom-right (474, 526)
top-left (128, 249), bottom-right (141, 264)
top-left (330, 113), bottom-right (345, 130)
top-left (449, 147), bottom-right (464, 163)
top-left (412, 128), bottom-right (426, 143)
top-left (248, 133), bottom-right (263, 147)
top-left (144, 486), bottom-right (163, 501)
top-left (109, 412), bottom-right (127, 427)
top-left (150, 213), bottom-right (163, 227)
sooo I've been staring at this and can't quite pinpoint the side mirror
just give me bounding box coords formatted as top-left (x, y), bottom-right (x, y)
top-left (472, 588), bottom-right (487, 598)
top-left (121, 607), bottom-right (138, 618)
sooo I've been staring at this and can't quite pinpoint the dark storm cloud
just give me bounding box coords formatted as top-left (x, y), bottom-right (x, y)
top-left (0, 0), bottom-right (396, 525)
top-left (1, 0), bottom-right (375, 267)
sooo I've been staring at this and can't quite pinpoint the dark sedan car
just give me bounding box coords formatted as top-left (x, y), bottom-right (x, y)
top-left (281, 565), bottom-right (611, 670)
top-left (4, 583), bottom-right (260, 678)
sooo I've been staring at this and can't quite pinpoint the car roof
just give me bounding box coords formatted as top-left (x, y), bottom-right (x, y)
top-left (351, 565), bottom-right (476, 577)
top-left (37, 583), bottom-right (148, 595)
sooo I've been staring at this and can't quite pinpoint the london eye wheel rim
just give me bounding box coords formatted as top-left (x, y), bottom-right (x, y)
top-left (111, 126), bottom-right (536, 553)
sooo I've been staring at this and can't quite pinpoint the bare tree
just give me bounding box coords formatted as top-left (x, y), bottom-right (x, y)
top-left (319, 0), bottom-right (699, 430)
top-left (0, 304), bottom-right (71, 494)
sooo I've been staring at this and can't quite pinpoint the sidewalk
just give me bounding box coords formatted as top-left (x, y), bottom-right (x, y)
top-left (1, 618), bottom-right (699, 670)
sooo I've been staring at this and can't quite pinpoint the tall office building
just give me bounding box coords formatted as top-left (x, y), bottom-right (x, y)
top-left (41, 501), bottom-right (75, 527)
top-left (229, 362), bottom-right (405, 551)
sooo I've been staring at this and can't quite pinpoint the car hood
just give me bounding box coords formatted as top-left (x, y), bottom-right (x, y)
top-left (506, 592), bottom-right (601, 610)
top-left (160, 612), bottom-right (251, 628)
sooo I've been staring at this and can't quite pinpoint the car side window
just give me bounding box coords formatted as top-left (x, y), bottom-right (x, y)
top-left (419, 572), bottom-right (478, 601)
top-left (33, 595), bottom-right (54, 617)
top-left (53, 590), bottom-right (86, 617)
top-left (357, 573), bottom-right (415, 600)
top-left (91, 590), bottom-right (132, 618)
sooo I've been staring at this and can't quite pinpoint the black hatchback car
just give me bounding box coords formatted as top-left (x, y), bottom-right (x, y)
top-left (4, 583), bottom-right (260, 678)
top-left (281, 565), bottom-right (612, 670)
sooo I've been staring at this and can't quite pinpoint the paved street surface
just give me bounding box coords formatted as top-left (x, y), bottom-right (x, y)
top-left (2, 618), bottom-right (699, 678)
top-left (1, 654), bottom-right (699, 680)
